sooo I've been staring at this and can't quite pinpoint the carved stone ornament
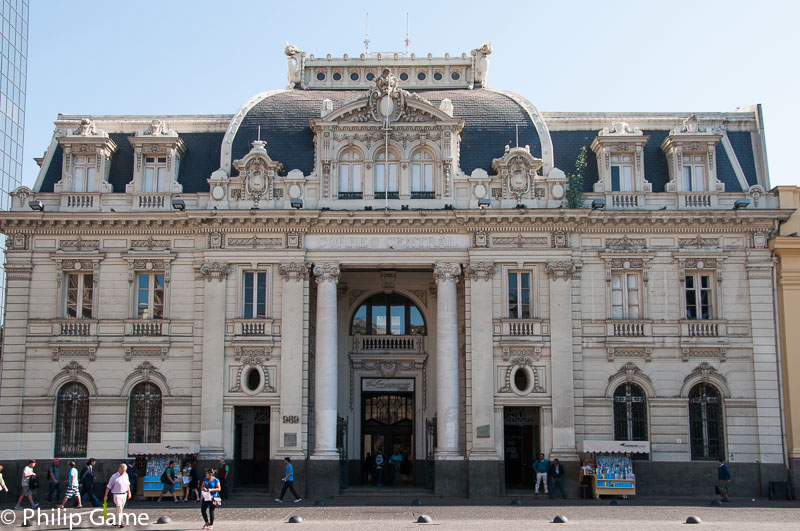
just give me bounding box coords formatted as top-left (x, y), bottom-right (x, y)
top-left (609, 362), bottom-right (652, 386)
top-left (599, 121), bottom-right (643, 136)
top-left (464, 262), bottom-right (496, 281)
top-left (9, 233), bottom-right (28, 250)
top-left (54, 361), bottom-right (95, 387)
top-left (230, 356), bottom-right (275, 393)
top-left (209, 231), bottom-right (224, 249)
top-left (748, 184), bottom-right (766, 207)
top-left (678, 235), bottom-right (719, 248)
top-left (433, 263), bottom-right (461, 283)
top-left (142, 119), bottom-right (176, 137)
top-left (493, 234), bottom-right (549, 247)
top-left (498, 357), bottom-right (544, 394)
top-left (684, 362), bottom-right (725, 386)
top-left (545, 261), bottom-right (577, 280)
top-left (314, 263), bottom-right (340, 284)
top-left (60, 237), bottom-right (100, 251)
top-left (381, 271), bottom-right (397, 293)
top-left (681, 348), bottom-right (727, 362)
top-left (606, 236), bottom-right (647, 251)
top-left (200, 262), bottom-right (230, 281)
top-left (368, 69), bottom-right (406, 123)
top-left (285, 43), bottom-right (305, 88)
top-left (73, 118), bottom-right (103, 137)
top-left (278, 262), bottom-right (309, 281)
top-left (232, 138), bottom-right (284, 204)
top-left (131, 236), bottom-right (170, 250)
top-left (552, 230), bottom-right (568, 248)
top-left (491, 146), bottom-right (544, 202)
top-left (470, 43), bottom-right (492, 87)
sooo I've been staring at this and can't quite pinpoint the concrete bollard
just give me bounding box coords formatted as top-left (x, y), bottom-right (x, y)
top-left (288, 515), bottom-right (304, 523)
top-left (686, 516), bottom-right (702, 524)
top-left (552, 515), bottom-right (569, 524)
top-left (156, 516), bottom-right (171, 524)
top-left (416, 515), bottom-right (432, 523)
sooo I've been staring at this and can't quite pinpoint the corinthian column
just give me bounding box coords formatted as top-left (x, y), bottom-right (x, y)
top-left (434, 262), bottom-right (462, 457)
top-left (312, 263), bottom-right (340, 458)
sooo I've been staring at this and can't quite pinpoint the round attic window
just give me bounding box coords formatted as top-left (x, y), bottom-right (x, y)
top-left (316, 72), bottom-right (325, 81)
top-left (333, 72), bottom-right (342, 81)
top-left (434, 72), bottom-right (442, 81)
top-left (451, 72), bottom-right (460, 80)
top-left (400, 72), bottom-right (409, 81)
top-left (417, 72), bottom-right (426, 80)
top-left (350, 73), bottom-right (359, 81)
top-left (366, 72), bottom-right (375, 81)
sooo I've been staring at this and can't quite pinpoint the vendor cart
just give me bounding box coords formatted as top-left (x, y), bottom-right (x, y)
top-left (128, 442), bottom-right (199, 499)
top-left (577, 440), bottom-right (649, 499)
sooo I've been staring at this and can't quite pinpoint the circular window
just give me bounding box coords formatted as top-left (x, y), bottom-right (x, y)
top-left (510, 366), bottom-right (534, 395)
top-left (400, 72), bottom-right (409, 81)
top-left (434, 72), bottom-right (442, 81)
top-left (243, 367), bottom-right (262, 394)
top-left (333, 72), bottom-right (342, 81)
top-left (316, 72), bottom-right (325, 81)
top-left (451, 72), bottom-right (460, 80)
top-left (417, 72), bottom-right (426, 80)
top-left (366, 72), bottom-right (375, 81)
top-left (350, 72), bottom-right (359, 81)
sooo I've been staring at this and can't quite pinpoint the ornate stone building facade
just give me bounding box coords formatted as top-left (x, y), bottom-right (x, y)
top-left (0, 44), bottom-right (790, 497)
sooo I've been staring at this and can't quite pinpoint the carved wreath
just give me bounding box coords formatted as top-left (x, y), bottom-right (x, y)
top-left (230, 356), bottom-right (275, 393)
top-left (499, 357), bottom-right (543, 394)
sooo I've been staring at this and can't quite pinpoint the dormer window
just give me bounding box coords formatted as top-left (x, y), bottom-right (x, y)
top-left (590, 122), bottom-right (651, 196)
top-left (610, 154), bottom-right (634, 192)
top-left (143, 156), bottom-right (168, 192)
top-left (682, 155), bottom-right (706, 192)
top-left (660, 115), bottom-right (724, 195)
top-left (411, 149), bottom-right (435, 198)
top-left (71, 156), bottom-right (96, 192)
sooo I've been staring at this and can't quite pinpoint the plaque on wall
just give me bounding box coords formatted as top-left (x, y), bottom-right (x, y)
top-left (361, 378), bottom-right (415, 392)
top-left (284, 432), bottom-right (297, 447)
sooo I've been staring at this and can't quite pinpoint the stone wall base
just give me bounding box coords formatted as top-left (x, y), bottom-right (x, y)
top-left (468, 460), bottom-right (502, 497)
top-left (305, 459), bottom-right (339, 499)
top-left (634, 461), bottom-right (787, 497)
top-left (434, 459), bottom-right (467, 497)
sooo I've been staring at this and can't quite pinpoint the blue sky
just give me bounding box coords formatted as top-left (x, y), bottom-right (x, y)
top-left (21, 0), bottom-right (799, 188)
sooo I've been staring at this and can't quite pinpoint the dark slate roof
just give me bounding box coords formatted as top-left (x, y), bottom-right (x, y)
top-left (728, 131), bottom-right (757, 188)
top-left (38, 132), bottom-right (225, 193)
top-left (232, 88), bottom-right (542, 176)
top-left (549, 131), bottom-right (599, 192)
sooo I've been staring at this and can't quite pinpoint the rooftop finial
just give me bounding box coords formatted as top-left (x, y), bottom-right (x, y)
top-left (364, 13), bottom-right (370, 56)
top-left (405, 13), bottom-right (410, 57)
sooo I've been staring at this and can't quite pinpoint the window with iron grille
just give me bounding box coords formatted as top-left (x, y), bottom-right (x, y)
top-left (613, 383), bottom-right (648, 441)
top-left (128, 382), bottom-right (162, 443)
top-left (55, 382), bottom-right (90, 457)
top-left (689, 383), bottom-right (725, 460)
top-left (363, 395), bottom-right (414, 425)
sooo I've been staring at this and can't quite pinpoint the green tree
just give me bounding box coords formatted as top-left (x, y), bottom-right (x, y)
top-left (564, 146), bottom-right (588, 208)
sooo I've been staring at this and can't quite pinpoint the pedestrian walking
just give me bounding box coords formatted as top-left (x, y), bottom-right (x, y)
top-left (274, 457), bottom-right (302, 503)
top-left (157, 461), bottom-right (178, 503)
top-left (374, 448), bottom-right (385, 487)
top-left (79, 458), bottom-right (99, 507)
top-left (126, 462), bottom-right (137, 505)
top-left (548, 458), bottom-right (567, 499)
top-left (57, 461), bottom-right (82, 509)
top-left (716, 458), bottom-right (731, 502)
top-left (389, 449), bottom-right (403, 486)
top-left (200, 468), bottom-right (221, 530)
top-left (103, 463), bottom-right (131, 529)
top-left (217, 459), bottom-right (230, 500)
top-left (14, 459), bottom-right (38, 509)
top-left (363, 452), bottom-right (373, 485)
top-left (0, 465), bottom-right (8, 500)
top-left (47, 459), bottom-right (61, 503)
top-left (532, 453), bottom-right (549, 495)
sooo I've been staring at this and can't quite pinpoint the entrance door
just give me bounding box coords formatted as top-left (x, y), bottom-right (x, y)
top-left (362, 392), bottom-right (414, 485)
top-left (504, 407), bottom-right (540, 489)
top-left (234, 406), bottom-right (270, 487)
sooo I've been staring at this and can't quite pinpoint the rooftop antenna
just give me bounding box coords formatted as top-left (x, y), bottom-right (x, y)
top-left (364, 13), bottom-right (370, 55)
top-left (405, 13), bottom-right (410, 57)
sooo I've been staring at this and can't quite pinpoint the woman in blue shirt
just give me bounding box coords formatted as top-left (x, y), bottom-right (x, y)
top-left (200, 468), bottom-right (220, 530)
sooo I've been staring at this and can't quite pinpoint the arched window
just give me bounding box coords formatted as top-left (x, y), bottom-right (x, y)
top-left (351, 293), bottom-right (425, 336)
top-left (55, 382), bottom-right (90, 457)
top-left (338, 148), bottom-right (363, 199)
top-left (128, 382), bottom-right (162, 443)
top-left (689, 383), bottom-right (724, 460)
top-left (374, 149), bottom-right (399, 199)
top-left (411, 149), bottom-right (435, 198)
top-left (613, 383), bottom-right (648, 441)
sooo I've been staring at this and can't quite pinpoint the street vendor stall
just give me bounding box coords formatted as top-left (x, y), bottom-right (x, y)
top-left (577, 440), bottom-right (649, 499)
top-left (128, 442), bottom-right (199, 499)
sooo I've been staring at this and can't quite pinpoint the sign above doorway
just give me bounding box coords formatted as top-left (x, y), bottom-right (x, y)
top-left (362, 378), bottom-right (415, 392)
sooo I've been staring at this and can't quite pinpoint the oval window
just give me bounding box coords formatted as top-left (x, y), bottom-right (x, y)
top-left (434, 72), bottom-right (442, 81)
top-left (511, 366), bottom-right (533, 395)
top-left (333, 72), bottom-right (342, 81)
top-left (350, 72), bottom-right (359, 81)
top-left (316, 72), bottom-right (325, 81)
top-left (245, 367), bottom-right (262, 392)
top-left (366, 73), bottom-right (375, 81)
top-left (451, 72), bottom-right (460, 80)
top-left (400, 73), bottom-right (409, 81)
top-left (417, 72), bottom-right (426, 81)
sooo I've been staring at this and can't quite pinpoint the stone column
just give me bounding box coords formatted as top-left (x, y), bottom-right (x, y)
top-left (433, 263), bottom-right (466, 496)
top-left (464, 262), bottom-right (499, 496)
top-left (199, 262), bottom-right (230, 460)
top-left (307, 263), bottom-right (340, 497)
top-left (546, 261), bottom-right (578, 459)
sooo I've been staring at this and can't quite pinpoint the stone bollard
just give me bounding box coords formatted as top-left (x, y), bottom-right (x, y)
top-left (416, 515), bottom-right (432, 523)
top-left (686, 516), bottom-right (702, 524)
top-left (552, 515), bottom-right (569, 524)
top-left (156, 516), bottom-right (171, 524)
top-left (288, 515), bottom-right (304, 523)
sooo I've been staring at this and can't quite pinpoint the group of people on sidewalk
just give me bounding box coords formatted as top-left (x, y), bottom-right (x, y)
top-left (531, 453), bottom-right (568, 499)
top-left (363, 448), bottom-right (404, 487)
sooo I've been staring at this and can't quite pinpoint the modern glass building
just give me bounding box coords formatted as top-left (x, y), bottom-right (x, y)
top-left (0, 0), bottom-right (28, 324)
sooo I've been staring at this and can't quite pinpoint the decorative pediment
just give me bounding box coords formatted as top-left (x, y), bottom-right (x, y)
top-left (492, 146), bottom-right (544, 202)
top-left (55, 119), bottom-right (117, 194)
top-left (591, 121), bottom-right (651, 193)
top-left (232, 138), bottom-right (284, 203)
top-left (660, 115), bottom-right (723, 193)
top-left (598, 121), bottom-right (643, 136)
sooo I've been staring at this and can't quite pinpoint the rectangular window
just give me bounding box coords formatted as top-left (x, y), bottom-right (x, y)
top-left (65, 272), bottom-right (93, 319)
top-left (610, 155), bottom-right (634, 192)
top-left (611, 273), bottom-right (640, 319)
top-left (242, 271), bottom-right (267, 319)
top-left (685, 273), bottom-right (712, 320)
top-left (411, 162), bottom-right (434, 192)
top-left (136, 272), bottom-right (165, 319)
top-left (507, 271), bottom-right (532, 319)
top-left (143, 156), bottom-right (168, 193)
top-left (72, 155), bottom-right (96, 193)
top-left (681, 156), bottom-right (706, 192)
top-left (375, 162), bottom-right (398, 192)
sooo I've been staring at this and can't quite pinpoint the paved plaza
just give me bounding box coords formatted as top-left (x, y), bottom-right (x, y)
top-left (1, 495), bottom-right (799, 530)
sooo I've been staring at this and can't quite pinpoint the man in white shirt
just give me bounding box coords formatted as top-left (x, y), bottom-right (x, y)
top-left (104, 463), bottom-right (131, 528)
